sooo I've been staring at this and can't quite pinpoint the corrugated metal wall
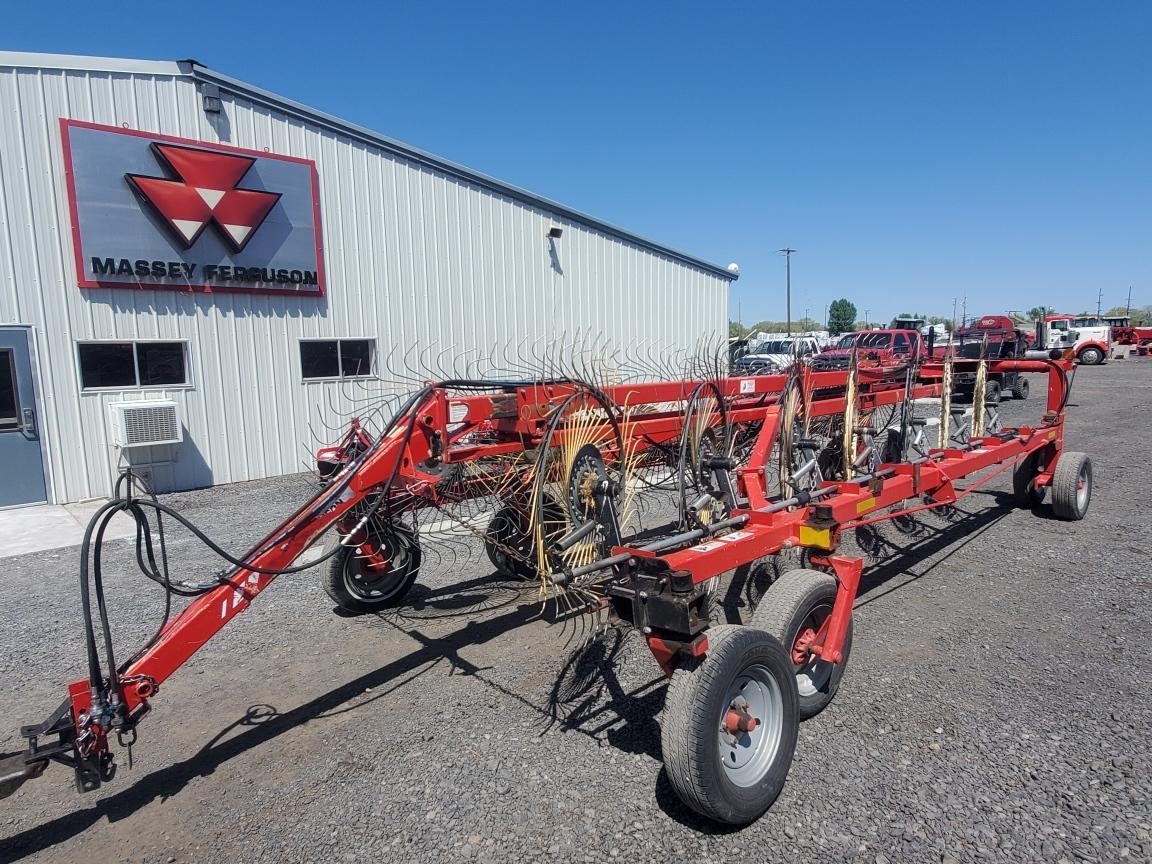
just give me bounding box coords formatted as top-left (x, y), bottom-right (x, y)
top-left (0, 59), bottom-right (729, 503)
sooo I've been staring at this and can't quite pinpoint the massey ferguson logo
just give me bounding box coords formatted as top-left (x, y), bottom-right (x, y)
top-left (126, 144), bottom-right (281, 252)
top-left (63, 120), bottom-right (324, 296)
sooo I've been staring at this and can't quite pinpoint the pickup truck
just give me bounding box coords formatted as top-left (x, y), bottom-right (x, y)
top-left (810, 329), bottom-right (922, 370)
top-left (733, 336), bottom-right (821, 374)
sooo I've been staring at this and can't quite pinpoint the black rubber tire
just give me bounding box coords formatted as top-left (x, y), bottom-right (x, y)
top-left (484, 499), bottom-right (565, 580)
top-left (1078, 346), bottom-right (1104, 366)
top-left (321, 523), bottom-right (421, 613)
top-left (751, 569), bottom-right (852, 720)
top-left (984, 380), bottom-right (1002, 405)
top-left (1050, 451), bottom-right (1092, 521)
top-left (661, 625), bottom-right (798, 825)
top-left (1011, 449), bottom-right (1047, 508)
top-left (1011, 378), bottom-right (1030, 400)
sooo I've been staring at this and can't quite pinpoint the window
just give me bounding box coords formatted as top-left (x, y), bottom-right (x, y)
top-left (78, 342), bottom-right (188, 389)
top-left (1, 350), bottom-right (19, 431)
top-left (893, 333), bottom-right (910, 354)
top-left (300, 339), bottom-right (374, 379)
top-left (857, 332), bottom-right (892, 350)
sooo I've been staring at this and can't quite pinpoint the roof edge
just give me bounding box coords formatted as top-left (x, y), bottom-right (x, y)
top-left (0, 50), bottom-right (187, 76)
top-left (188, 62), bottom-right (737, 281)
top-left (0, 50), bottom-right (736, 280)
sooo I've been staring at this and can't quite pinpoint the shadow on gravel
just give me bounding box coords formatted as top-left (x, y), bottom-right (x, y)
top-left (853, 493), bottom-right (1017, 604)
top-left (1, 494), bottom-right (1040, 857)
top-left (0, 591), bottom-right (546, 862)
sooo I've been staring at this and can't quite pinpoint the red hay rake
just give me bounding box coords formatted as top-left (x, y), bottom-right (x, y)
top-left (1, 350), bottom-right (1090, 825)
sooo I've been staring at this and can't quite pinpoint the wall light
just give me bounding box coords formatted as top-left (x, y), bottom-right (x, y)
top-left (201, 83), bottom-right (223, 114)
top-left (547, 227), bottom-right (563, 239)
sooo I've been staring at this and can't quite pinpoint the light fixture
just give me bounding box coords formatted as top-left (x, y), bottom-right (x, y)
top-left (547, 227), bottom-right (563, 239)
top-left (201, 83), bottom-right (222, 114)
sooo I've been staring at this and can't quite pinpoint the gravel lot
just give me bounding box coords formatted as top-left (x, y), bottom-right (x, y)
top-left (2, 361), bottom-right (1150, 864)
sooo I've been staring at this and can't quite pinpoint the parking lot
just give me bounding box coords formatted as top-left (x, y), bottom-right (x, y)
top-left (2, 361), bottom-right (1150, 864)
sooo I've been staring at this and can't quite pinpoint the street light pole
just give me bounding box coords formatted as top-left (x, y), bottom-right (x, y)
top-left (778, 248), bottom-right (796, 335)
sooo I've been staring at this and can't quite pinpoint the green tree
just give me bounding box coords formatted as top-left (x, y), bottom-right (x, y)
top-left (729, 321), bottom-right (750, 338)
top-left (827, 299), bottom-right (857, 335)
top-left (1025, 306), bottom-right (1048, 322)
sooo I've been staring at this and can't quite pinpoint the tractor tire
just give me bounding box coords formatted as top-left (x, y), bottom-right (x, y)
top-left (321, 523), bottom-right (421, 614)
top-left (1011, 378), bottom-right (1030, 400)
top-left (751, 569), bottom-right (852, 720)
top-left (661, 624), bottom-right (798, 825)
top-left (1050, 451), bottom-right (1093, 521)
top-left (1011, 449), bottom-right (1047, 508)
top-left (984, 380), bottom-right (1002, 404)
top-left (1078, 346), bottom-right (1104, 366)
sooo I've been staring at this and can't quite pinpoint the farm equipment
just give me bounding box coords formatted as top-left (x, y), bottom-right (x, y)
top-left (0, 344), bottom-right (1089, 826)
top-left (951, 315), bottom-right (1031, 403)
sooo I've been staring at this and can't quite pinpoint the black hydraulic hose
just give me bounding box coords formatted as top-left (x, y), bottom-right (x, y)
top-left (78, 499), bottom-right (125, 691)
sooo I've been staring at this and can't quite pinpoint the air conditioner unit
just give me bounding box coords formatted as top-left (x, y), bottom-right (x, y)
top-left (108, 400), bottom-right (183, 447)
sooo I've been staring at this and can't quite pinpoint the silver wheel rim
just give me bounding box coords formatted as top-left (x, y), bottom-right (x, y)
top-left (797, 659), bottom-right (834, 697)
top-left (1075, 462), bottom-right (1091, 511)
top-left (718, 664), bottom-right (785, 787)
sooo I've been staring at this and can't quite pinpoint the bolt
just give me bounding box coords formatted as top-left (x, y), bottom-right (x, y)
top-left (642, 626), bottom-right (652, 634)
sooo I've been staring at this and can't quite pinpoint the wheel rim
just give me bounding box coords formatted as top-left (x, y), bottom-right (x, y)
top-left (1075, 461), bottom-right (1091, 511)
top-left (717, 663), bottom-right (785, 787)
top-left (792, 603), bottom-right (835, 697)
top-left (342, 533), bottom-right (414, 602)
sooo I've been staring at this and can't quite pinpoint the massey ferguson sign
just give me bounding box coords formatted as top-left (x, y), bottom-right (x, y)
top-left (61, 120), bottom-right (324, 295)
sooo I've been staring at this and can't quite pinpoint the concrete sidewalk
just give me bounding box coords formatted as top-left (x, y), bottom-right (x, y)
top-left (0, 501), bottom-right (137, 559)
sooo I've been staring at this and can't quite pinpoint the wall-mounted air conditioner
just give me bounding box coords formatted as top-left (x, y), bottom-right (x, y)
top-left (108, 400), bottom-right (183, 447)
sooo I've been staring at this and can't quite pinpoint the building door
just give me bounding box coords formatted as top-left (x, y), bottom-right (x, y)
top-left (0, 328), bottom-right (48, 507)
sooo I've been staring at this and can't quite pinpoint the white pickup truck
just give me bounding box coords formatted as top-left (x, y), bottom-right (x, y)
top-left (732, 335), bottom-right (822, 374)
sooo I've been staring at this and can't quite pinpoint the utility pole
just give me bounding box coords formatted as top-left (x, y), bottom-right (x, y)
top-left (961, 296), bottom-right (967, 328)
top-left (778, 248), bottom-right (796, 335)
top-left (1096, 287), bottom-right (1103, 318)
top-left (1125, 286), bottom-right (1132, 317)
top-left (863, 309), bottom-right (870, 328)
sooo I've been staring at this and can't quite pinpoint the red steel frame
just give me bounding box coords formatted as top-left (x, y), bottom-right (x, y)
top-left (60, 357), bottom-right (1072, 774)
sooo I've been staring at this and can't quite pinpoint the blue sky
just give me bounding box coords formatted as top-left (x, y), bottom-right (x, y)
top-left (6, 2), bottom-right (1149, 324)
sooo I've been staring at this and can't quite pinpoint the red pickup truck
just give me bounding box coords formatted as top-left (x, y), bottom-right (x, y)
top-left (810, 329), bottom-right (921, 370)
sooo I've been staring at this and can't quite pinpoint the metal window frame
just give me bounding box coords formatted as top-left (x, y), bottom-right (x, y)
top-left (298, 338), bottom-right (376, 381)
top-left (75, 339), bottom-right (194, 392)
top-left (0, 348), bottom-right (20, 430)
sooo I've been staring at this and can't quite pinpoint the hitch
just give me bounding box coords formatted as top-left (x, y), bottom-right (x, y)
top-left (0, 753), bottom-right (47, 800)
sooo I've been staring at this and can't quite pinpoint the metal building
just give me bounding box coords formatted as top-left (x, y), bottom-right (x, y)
top-left (0, 51), bottom-right (735, 507)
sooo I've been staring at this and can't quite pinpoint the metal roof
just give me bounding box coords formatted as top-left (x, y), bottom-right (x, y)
top-left (0, 50), bottom-right (737, 281)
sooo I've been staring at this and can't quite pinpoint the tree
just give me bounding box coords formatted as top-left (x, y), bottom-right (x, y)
top-left (729, 321), bottom-right (750, 339)
top-left (1025, 306), bottom-right (1048, 322)
top-left (827, 299), bottom-right (857, 335)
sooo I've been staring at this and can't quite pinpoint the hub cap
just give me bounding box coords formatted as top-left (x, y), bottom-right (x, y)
top-left (718, 664), bottom-right (785, 787)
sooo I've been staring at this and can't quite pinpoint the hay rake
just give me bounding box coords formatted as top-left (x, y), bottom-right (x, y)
top-left (1, 348), bottom-right (1090, 826)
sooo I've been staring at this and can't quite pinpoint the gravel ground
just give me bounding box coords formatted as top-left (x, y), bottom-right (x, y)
top-left (1, 361), bottom-right (1150, 864)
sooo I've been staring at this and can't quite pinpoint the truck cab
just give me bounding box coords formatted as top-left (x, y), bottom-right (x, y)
top-left (733, 335), bottom-right (821, 374)
top-left (1041, 314), bottom-right (1111, 365)
top-left (810, 329), bottom-right (922, 370)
